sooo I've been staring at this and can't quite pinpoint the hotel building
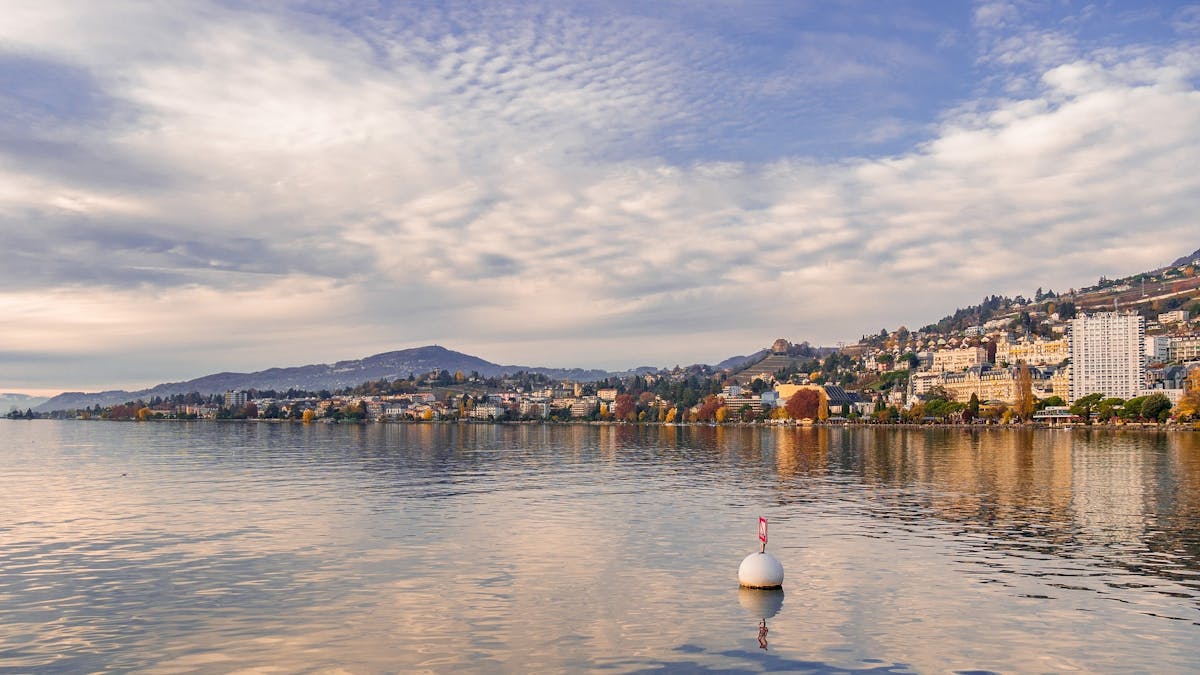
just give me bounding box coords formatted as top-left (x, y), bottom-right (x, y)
top-left (1067, 312), bottom-right (1145, 402)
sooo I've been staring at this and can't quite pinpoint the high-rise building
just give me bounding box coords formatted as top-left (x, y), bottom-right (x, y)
top-left (1067, 312), bottom-right (1145, 402)
top-left (224, 389), bottom-right (248, 409)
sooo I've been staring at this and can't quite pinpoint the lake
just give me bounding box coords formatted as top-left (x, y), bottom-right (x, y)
top-left (1, 421), bottom-right (1198, 673)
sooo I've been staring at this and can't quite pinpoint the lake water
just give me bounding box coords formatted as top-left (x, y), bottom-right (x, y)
top-left (1, 421), bottom-right (1198, 673)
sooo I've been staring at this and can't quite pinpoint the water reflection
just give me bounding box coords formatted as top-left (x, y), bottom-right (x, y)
top-left (737, 588), bottom-right (784, 650)
top-left (1, 421), bottom-right (1198, 672)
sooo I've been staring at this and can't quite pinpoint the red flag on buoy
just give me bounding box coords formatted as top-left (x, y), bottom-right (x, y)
top-left (758, 517), bottom-right (768, 544)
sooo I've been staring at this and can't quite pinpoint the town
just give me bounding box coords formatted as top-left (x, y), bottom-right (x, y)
top-left (13, 264), bottom-right (1200, 426)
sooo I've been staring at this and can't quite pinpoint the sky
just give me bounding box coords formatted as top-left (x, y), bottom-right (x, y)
top-left (2, 0), bottom-right (1199, 395)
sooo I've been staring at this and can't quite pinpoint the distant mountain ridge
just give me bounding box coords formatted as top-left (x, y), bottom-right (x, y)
top-left (2, 393), bottom-right (48, 412)
top-left (34, 346), bottom-right (616, 413)
top-left (1170, 247), bottom-right (1200, 268)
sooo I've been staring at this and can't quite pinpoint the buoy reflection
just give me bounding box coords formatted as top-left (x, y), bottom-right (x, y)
top-left (738, 587), bottom-right (784, 651)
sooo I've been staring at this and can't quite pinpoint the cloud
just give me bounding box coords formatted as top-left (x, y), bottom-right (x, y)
top-left (0, 2), bottom-right (1197, 389)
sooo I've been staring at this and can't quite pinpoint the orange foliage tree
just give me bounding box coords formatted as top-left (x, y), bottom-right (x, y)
top-left (614, 393), bottom-right (636, 422)
top-left (785, 389), bottom-right (821, 419)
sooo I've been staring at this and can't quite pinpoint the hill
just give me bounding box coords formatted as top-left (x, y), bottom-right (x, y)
top-left (1, 393), bottom-right (49, 413)
top-left (919, 247), bottom-right (1200, 337)
top-left (35, 346), bottom-right (613, 413)
top-left (1169, 247), bottom-right (1200, 268)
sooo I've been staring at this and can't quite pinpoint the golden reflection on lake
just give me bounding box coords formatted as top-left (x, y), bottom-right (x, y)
top-left (1, 421), bottom-right (1197, 672)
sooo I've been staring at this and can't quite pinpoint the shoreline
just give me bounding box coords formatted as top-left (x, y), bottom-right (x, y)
top-left (14, 417), bottom-right (1199, 432)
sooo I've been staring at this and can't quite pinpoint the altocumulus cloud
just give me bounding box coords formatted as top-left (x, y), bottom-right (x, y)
top-left (0, 0), bottom-right (1197, 391)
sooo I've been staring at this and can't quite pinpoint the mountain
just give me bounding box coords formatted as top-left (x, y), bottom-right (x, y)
top-left (714, 349), bottom-right (769, 371)
top-left (1, 393), bottom-right (49, 413)
top-left (1169, 247), bottom-right (1200, 269)
top-left (34, 346), bottom-right (617, 413)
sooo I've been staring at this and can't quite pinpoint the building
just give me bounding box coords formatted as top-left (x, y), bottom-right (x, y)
top-left (1159, 310), bottom-right (1191, 325)
top-left (469, 404), bottom-right (506, 420)
top-left (224, 390), bottom-right (248, 409)
top-left (996, 337), bottom-right (1068, 367)
top-left (939, 365), bottom-right (1018, 404)
top-left (1068, 312), bottom-right (1146, 402)
top-left (908, 371), bottom-right (942, 397)
top-left (570, 396), bottom-right (599, 418)
top-left (1146, 335), bottom-right (1172, 363)
top-left (945, 364), bottom-right (1057, 405)
top-left (520, 399), bottom-right (551, 418)
top-left (1038, 364), bottom-right (1071, 399)
top-left (822, 385), bottom-right (860, 414)
top-left (931, 346), bottom-right (987, 372)
top-left (722, 395), bottom-right (764, 416)
top-left (1169, 336), bottom-right (1200, 362)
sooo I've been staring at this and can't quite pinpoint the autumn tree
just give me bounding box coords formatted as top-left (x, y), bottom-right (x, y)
top-left (785, 389), bottom-right (821, 420)
top-left (1176, 369), bottom-right (1200, 420)
top-left (695, 395), bottom-right (724, 422)
top-left (613, 393), bottom-right (636, 422)
top-left (1012, 363), bottom-right (1034, 421)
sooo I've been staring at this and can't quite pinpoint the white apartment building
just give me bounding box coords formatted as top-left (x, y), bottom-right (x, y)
top-left (224, 390), bottom-right (248, 409)
top-left (1145, 335), bottom-right (1171, 363)
top-left (1067, 312), bottom-right (1145, 402)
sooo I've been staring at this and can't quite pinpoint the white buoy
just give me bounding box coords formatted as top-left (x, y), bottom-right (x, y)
top-left (738, 551), bottom-right (784, 589)
top-left (738, 516), bottom-right (784, 589)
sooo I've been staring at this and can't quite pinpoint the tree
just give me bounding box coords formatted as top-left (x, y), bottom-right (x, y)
top-left (1096, 397), bottom-right (1125, 422)
top-left (1177, 370), bottom-right (1200, 421)
top-left (966, 393), bottom-right (980, 421)
top-left (696, 395), bottom-right (723, 422)
top-left (1037, 395), bottom-right (1066, 410)
top-left (785, 389), bottom-right (820, 420)
top-left (1069, 393), bottom-right (1104, 424)
top-left (302, 409), bottom-right (317, 423)
top-left (1140, 394), bottom-right (1172, 422)
top-left (613, 393), bottom-right (636, 422)
top-left (137, 407), bottom-right (153, 421)
top-left (1012, 363), bottom-right (1034, 421)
